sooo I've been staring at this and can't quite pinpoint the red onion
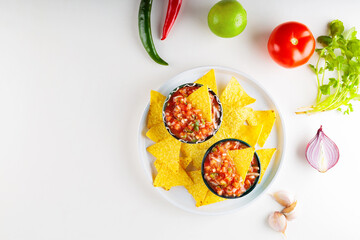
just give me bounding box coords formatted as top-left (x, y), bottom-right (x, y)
top-left (305, 126), bottom-right (339, 173)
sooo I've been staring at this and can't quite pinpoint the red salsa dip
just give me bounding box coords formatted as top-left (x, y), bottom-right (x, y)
top-left (164, 84), bottom-right (221, 143)
top-left (203, 140), bottom-right (260, 198)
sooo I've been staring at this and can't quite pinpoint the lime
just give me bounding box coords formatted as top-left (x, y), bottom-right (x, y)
top-left (208, 0), bottom-right (247, 38)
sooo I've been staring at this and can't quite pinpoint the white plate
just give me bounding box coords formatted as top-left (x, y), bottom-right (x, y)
top-left (138, 66), bottom-right (285, 215)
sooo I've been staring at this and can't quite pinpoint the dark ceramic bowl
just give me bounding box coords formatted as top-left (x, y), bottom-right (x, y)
top-left (162, 83), bottom-right (223, 144)
top-left (201, 138), bottom-right (261, 199)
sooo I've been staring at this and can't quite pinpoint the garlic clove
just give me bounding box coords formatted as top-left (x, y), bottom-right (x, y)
top-left (273, 191), bottom-right (295, 207)
top-left (283, 201), bottom-right (299, 221)
top-left (284, 209), bottom-right (297, 221)
top-left (282, 200), bottom-right (297, 214)
top-left (268, 211), bottom-right (287, 234)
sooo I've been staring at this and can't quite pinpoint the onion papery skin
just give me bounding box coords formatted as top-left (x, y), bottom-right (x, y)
top-left (305, 126), bottom-right (339, 173)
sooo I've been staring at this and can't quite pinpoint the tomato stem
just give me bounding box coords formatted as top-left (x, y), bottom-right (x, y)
top-left (290, 38), bottom-right (298, 45)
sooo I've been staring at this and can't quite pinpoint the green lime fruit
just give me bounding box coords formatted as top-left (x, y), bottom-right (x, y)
top-left (208, 0), bottom-right (247, 38)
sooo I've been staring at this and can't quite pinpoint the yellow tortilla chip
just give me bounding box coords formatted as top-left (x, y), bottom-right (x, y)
top-left (247, 110), bottom-right (276, 147)
top-left (191, 105), bottom-right (252, 151)
top-left (236, 124), bottom-right (263, 147)
top-left (195, 107), bottom-right (252, 150)
top-left (195, 69), bottom-right (218, 95)
top-left (220, 77), bottom-right (241, 108)
top-left (155, 157), bottom-right (190, 172)
top-left (180, 156), bottom-right (192, 169)
top-left (246, 108), bottom-right (254, 119)
top-left (181, 143), bottom-right (207, 169)
top-left (147, 137), bottom-right (181, 172)
top-left (147, 90), bottom-right (166, 129)
top-left (256, 148), bottom-right (276, 183)
top-left (220, 77), bottom-right (256, 109)
top-left (153, 159), bottom-right (162, 172)
top-left (217, 106), bottom-right (252, 139)
top-left (146, 122), bottom-right (170, 143)
top-left (185, 171), bottom-right (209, 207)
top-left (231, 107), bottom-right (253, 121)
top-left (187, 86), bottom-right (212, 122)
top-left (202, 190), bottom-right (226, 206)
top-left (246, 111), bottom-right (259, 126)
top-left (154, 165), bottom-right (193, 191)
top-left (229, 147), bottom-right (255, 182)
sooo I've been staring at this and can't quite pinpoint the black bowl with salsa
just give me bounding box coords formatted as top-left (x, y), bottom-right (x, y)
top-left (163, 83), bottom-right (222, 144)
top-left (201, 139), bottom-right (261, 199)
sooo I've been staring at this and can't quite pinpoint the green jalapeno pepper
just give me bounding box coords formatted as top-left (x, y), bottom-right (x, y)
top-left (138, 0), bottom-right (168, 65)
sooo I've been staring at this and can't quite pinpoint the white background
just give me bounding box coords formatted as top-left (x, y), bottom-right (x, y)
top-left (0, 0), bottom-right (359, 239)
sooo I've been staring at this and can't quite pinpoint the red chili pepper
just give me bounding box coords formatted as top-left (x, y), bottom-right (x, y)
top-left (161, 0), bottom-right (182, 40)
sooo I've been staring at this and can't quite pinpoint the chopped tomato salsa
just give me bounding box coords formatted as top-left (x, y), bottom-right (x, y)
top-left (203, 140), bottom-right (259, 197)
top-left (164, 85), bottom-right (221, 142)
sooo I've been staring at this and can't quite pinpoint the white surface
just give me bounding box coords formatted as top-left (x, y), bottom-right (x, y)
top-left (0, 0), bottom-right (359, 239)
top-left (138, 66), bottom-right (285, 215)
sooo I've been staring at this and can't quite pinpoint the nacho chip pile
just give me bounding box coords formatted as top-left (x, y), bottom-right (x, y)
top-left (146, 69), bottom-right (277, 207)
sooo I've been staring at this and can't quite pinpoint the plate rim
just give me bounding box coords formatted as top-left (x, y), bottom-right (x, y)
top-left (137, 65), bottom-right (286, 215)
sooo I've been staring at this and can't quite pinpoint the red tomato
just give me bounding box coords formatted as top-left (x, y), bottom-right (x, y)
top-left (267, 21), bottom-right (315, 68)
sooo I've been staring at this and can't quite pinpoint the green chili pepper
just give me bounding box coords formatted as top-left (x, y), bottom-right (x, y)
top-left (138, 0), bottom-right (168, 65)
top-left (194, 120), bottom-right (199, 132)
top-left (210, 173), bottom-right (217, 179)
